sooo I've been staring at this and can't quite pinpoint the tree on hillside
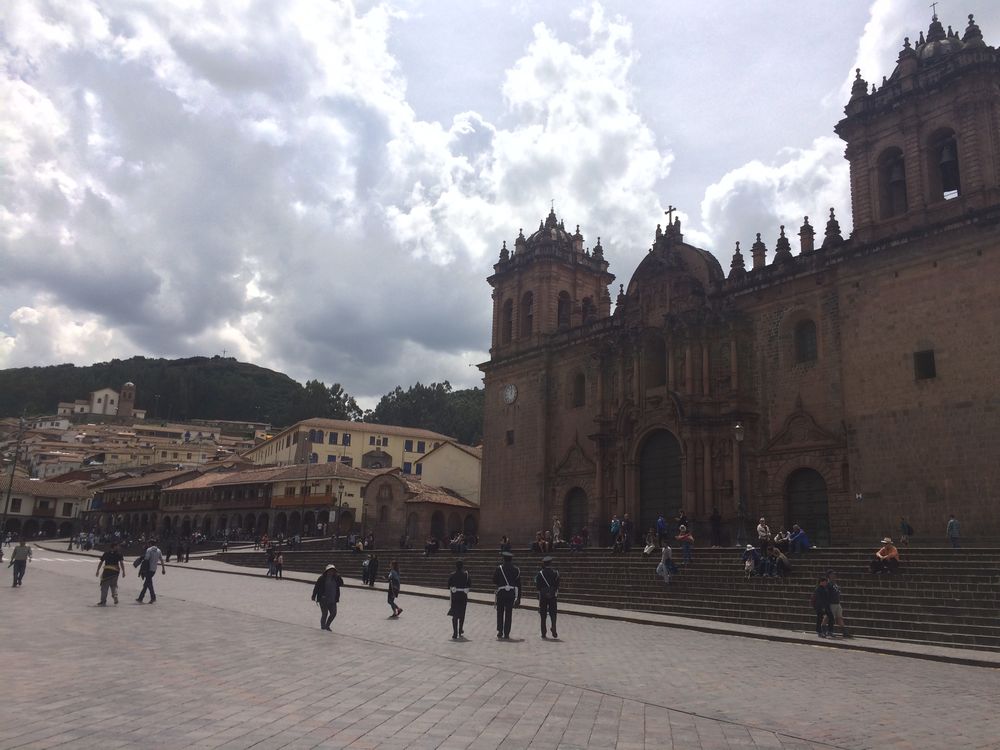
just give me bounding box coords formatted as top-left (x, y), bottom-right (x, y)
top-left (365, 381), bottom-right (483, 445)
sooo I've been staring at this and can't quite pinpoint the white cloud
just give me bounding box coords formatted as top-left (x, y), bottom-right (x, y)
top-left (0, 1), bottom-right (672, 401)
top-left (698, 136), bottom-right (850, 260)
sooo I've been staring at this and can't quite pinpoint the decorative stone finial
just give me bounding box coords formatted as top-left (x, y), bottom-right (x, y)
top-left (850, 68), bottom-right (868, 100)
top-left (516, 227), bottom-right (526, 246)
top-left (751, 232), bottom-right (767, 270)
top-left (822, 207), bottom-right (843, 249)
top-left (616, 283), bottom-right (626, 306)
top-left (963, 13), bottom-right (984, 46)
top-left (593, 236), bottom-right (604, 258)
top-left (927, 13), bottom-right (945, 43)
top-left (799, 216), bottom-right (815, 254)
top-left (499, 240), bottom-right (509, 262)
top-left (656, 223), bottom-right (663, 240)
top-left (729, 240), bottom-right (746, 278)
top-left (774, 225), bottom-right (793, 263)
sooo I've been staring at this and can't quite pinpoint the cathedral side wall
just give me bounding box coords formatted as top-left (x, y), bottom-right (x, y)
top-left (835, 228), bottom-right (1000, 541)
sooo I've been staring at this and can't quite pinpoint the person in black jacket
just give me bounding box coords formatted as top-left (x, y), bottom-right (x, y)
top-left (492, 551), bottom-right (521, 639)
top-left (447, 559), bottom-right (472, 639)
top-left (534, 556), bottom-right (560, 639)
top-left (812, 575), bottom-right (834, 638)
top-left (311, 564), bottom-right (345, 631)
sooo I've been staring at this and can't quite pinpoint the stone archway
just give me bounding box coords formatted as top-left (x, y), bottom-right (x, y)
top-left (23, 519), bottom-right (39, 537)
top-left (42, 519), bottom-right (57, 536)
top-left (785, 468), bottom-right (831, 547)
top-left (564, 487), bottom-right (587, 540)
top-left (638, 430), bottom-right (683, 537)
top-left (303, 511), bottom-right (316, 536)
top-left (181, 517), bottom-right (192, 537)
top-left (337, 511), bottom-right (353, 535)
top-left (289, 511), bottom-right (301, 535)
top-left (448, 512), bottom-right (461, 538)
top-left (4, 518), bottom-right (21, 535)
top-left (406, 512), bottom-right (419, 542)
top-left (256, 514), bottom-right (268, 535)
top-left (58, 521), bottom-right (73, 537)
top-left (463, 514), bottom-right (477, 538)
top-left (274, 513), bottom-right (287, 535)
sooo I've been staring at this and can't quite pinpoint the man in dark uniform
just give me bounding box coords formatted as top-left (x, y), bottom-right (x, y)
top-left (492, 550), bottom-right (521, 639)
top-left (534, 555), bottom-right (560, 639)
top-left (447, 559), bottom-right (472, 639)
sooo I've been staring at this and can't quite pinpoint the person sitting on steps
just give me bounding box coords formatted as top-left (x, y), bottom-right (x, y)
top-left (870, 537), bottom-right (900, 574)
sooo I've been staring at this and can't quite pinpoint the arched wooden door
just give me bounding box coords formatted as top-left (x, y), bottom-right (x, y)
top-left (786, 469), bottom-right (831, 547)
top-left (638, 430), bottom-right (683, 536)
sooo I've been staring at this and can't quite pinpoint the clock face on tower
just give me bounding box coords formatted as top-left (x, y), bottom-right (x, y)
top-left (502, 383), bottom-right (518, 404)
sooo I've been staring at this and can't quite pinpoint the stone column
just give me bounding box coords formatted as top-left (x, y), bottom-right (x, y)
top-left (684, 343), bottom-right (693, 394)
top-left (732, 439), bottom-right (741, 511)
top-left (667, 339), bottom-right (676, 390)
top-left (701, 343), bottom-right (710, 395)
top-left (702, 438), bottom-right (713, 519)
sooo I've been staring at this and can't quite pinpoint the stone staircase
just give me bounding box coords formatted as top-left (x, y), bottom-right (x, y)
top-left (212, 546), bottom-right (1000, 651)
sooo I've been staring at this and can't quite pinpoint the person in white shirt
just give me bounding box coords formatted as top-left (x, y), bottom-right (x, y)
top-left (756, 518), bottom-right (771, 551)
top-left (136, 540), bottom-right (167, 604)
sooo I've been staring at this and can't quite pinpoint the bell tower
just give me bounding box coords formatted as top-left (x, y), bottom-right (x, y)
top-left (487, 208), bottom-right (614, 358)
top-left (835, 13), bottom-right (1000, 243)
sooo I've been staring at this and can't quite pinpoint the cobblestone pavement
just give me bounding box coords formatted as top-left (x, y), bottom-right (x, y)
top-left (1, 548), bottom-right (997, 749)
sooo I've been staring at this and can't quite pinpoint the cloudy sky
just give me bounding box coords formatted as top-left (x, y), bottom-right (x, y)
top-left (2, 0), bottom-right (998, 406)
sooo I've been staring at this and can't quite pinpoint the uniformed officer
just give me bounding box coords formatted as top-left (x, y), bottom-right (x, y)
top-left (447, 559), bottom-right (472, 639)
top-left (492, 550), bottom-right (521, 639)
top-left (534, 555), bottom-right (560, 639)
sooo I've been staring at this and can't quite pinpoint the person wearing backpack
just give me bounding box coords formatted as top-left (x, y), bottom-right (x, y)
top-left (534, 555), bottom-right (560, 639)
top-left (447, 559), bottom-right (472, 639)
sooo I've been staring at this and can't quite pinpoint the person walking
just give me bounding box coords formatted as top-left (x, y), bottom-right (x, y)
top-left (946, 514), bottom-right (960, 548)
top-left (274, 550), bottom-right (284, 579)
top-left (265, 547), bottom-right (276, 577)
top-left (656, 544), bottom-right (676, 584)
top-left (368, 554), bottom-right (379, 588)
top-left (825, 570), bottom-right (852, 638)
top-left (8, 539), bottom-right (31, 587)
top-left (492, 550), bottom-right (521, 639)
top-left (811, 575), bottom-right (834, 638)
top-left (136, 539), bottom-right (166, 603)
top-left (183, 538), bottom-right (191, 563)
top-left (448, 559), bottom-right (472, 639)
top-left (311, 564), bottom-right (344, 630)
top-left (609, 515), bottom-right (621, 548)
top-left (534, 556), bottom-right (560, 639)
top-left (387, 560), bottom-right (402, 617)
top-left (96, 541), bottom-right (125, 605)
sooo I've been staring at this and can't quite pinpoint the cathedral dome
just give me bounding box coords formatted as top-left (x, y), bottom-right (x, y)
top-left (524, 207), bottom-right (575, 249)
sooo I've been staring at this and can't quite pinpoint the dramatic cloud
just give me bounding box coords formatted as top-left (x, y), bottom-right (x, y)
top-left (0, 0), bottom-right (669, 403)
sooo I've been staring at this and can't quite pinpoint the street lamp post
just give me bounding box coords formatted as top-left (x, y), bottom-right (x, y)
top-left (733, 421), bottom-right (746, 547)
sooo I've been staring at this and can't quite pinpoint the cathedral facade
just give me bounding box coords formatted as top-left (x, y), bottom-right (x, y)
top-left (479, 13), bottom-right (1000, 546)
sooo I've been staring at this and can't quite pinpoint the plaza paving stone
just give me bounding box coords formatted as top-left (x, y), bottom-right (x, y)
top-left (1, 546), bottom-right (998, 749)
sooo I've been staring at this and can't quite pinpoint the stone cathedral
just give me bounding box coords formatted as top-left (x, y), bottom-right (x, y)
top-left (479, 13), bottom-right (1000, 546)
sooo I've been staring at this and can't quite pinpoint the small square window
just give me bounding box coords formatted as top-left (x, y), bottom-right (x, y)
top-left (403, 461), bottom-right (412, 474)
top-left (417, 440), bottom-right (425, 453)
top-left (11, 498), bottom-right (21, 513)
top-left (329, 432), bottom-right (338, 445)
top-left (914, 350), bottom-right (936, 380)
top-left (343, 434), bottom-right (351, 446)
top-left (505, 430), bottom-right (515, 446)
top-left (381, 437), bottom-right (389, 447)
top-left (404, 439), bottom-right (413, 452)
top-left (369, 436), bottom-right (376, 446)
top-left (326, 455), bottom-right (336, 463)
top-left (415, 463), bottom-right (423, 476)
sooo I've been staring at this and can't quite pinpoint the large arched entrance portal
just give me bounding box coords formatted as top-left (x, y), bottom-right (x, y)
top-left (638, 430), bottom-right (683, 537)
top-left (786, 469), bottom-right (831, 547)
top-left (564, 487), bottom-right (587, 540)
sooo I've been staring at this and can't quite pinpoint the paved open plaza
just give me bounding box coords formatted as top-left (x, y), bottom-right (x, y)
top-left (0, 546), bottom-right (997, 749)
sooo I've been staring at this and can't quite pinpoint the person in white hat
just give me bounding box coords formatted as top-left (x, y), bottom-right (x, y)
top-left (311, 564), bottom-right (345, 630)
top-left (870, 537), bottom-right (899, 574)
top-left (741, 543), bottom-right (762, 578)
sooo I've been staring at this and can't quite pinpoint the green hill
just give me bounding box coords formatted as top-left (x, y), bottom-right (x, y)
top-left (0, 356), bottom-right (320, 427)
